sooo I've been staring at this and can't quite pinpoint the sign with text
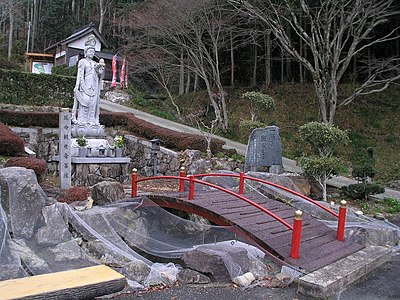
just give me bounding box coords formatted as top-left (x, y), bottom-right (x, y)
top-left (245, 126), bottom-right (283, 171)
top-left (59, 110), bottom-right (72, 189)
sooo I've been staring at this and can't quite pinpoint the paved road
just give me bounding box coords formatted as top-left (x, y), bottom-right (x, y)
top-left (106, 255), bottom-right (400, 300)
top-left (100, 99), bottom-right (400, 201)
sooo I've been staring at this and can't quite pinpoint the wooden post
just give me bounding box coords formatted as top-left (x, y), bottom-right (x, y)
top-left (131, 168), bottom-right (138, 198)
top-left (179, 167), bottom-right (186, 192)
top-left (290, 210), bottom-right (303, 259)
top-left (337, 200), bottom-right (347, 241)
top-left (239, 171), bottom-right (245, 194)
top-left (188, 175), bottom-right (195, 200)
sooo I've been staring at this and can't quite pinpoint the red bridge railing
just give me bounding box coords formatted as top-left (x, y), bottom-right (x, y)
top-left (131, 168), bottom-right (347, 259)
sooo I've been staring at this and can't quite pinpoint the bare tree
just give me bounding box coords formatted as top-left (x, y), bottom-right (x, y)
top-left (229, 0), bottom-right (400, 124)
top-left (124, 0), bottom-right (232, 130)
top-left (98, 0), bottom-right (113, 33)
top-left (132, 50), bottom-right (182, 115)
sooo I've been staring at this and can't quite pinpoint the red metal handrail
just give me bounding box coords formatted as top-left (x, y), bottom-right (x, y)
top-left (191, 172), bottom-right (346, 241)
top-left (130, 169), bottom-right (304, 259)
top-left (192, 172), bottom-right (339, 218)
top-left (133, 174), bottom-right (293, 230)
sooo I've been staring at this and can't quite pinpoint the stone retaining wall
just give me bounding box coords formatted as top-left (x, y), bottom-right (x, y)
top-left (11, 127), bottom-right (181, 186)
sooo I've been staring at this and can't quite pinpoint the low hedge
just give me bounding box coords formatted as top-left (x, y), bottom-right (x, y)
top-left (5, 157), bottom-right (47, 181)
top-left (0, 110), bottom-right (225, 153)
top-left (0, 122), bottom-right (25, 156)
top-left (0, 68), bottom-right (74, 107)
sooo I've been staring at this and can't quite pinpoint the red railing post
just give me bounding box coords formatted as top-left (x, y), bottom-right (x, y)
top-left (188, 175), bottom-right (195, 200)
top-left (131, 168), bottom-right (138, 198)
top-left (290, 210), bottom-right (303, 259)
top-left (179, 167), bottom-right (186, 192)
top-left (239, 172), bottom-right (245, 194)
top-left (337, 200), bottom-right (347, 241)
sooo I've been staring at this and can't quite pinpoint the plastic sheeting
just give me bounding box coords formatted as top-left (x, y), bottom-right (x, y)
top-left (0, 181), bottom-right (271, 287)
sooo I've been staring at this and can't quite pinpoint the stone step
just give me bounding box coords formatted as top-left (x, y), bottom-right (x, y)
top-left (297, 245), bottom-right (391, 299)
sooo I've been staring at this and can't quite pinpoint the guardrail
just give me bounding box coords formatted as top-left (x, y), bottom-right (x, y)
top-left (131, 168), bottom-right (347, 259)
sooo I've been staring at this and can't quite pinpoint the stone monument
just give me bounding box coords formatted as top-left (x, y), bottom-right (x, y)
top-left (245, 126), bottom-right (283, 173)
top-left (70, 34), bottom-right (111, 156)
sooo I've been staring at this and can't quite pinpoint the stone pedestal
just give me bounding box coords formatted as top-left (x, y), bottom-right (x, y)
top-left (71, 138), bottom-right (111, 157)
top-left (71, 123), bottom-right (106, 138)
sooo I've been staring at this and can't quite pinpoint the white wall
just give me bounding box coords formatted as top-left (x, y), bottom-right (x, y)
top-left (69, 35), bottom-right (102, 51)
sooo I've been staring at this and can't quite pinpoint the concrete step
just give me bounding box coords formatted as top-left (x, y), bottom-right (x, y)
top-left (297, 245), bottom-right (391, 299)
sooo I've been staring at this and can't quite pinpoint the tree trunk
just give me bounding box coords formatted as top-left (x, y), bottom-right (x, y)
top-left (185, 65), bottom-right (191, 94)
top-left (31, 0), bottom-right (39, 51)
top-left (99, 0), bottom-right (104, 33)
top-left (179, 49), bottom-right (184, 95)
top-left (264, 31), bottom-right (271, 88)
top-left (7, 2), bottom-right (13, 59)
top-left (252, 38), bottom-right (257, 86)
top-left (280, 49), bottom-right (284, 83)
top-left (230, 30), bottom-right (234, 87)
top-left (322, 172), bottom-right (327, 202)
top-left (194, 72), bottom-right (199, 91)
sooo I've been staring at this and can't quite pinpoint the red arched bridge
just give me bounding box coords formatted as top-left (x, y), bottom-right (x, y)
top-left (131, 170), bottom-right (364, 273)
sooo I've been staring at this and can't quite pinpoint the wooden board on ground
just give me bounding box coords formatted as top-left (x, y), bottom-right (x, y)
top-left (0, 265), bottom-right (126, 300)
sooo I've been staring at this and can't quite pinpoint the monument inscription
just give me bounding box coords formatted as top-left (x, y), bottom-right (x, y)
top-left (245, 126), bottom-right (283, 171)
top-left (59, 109), bottom-right (72, 189)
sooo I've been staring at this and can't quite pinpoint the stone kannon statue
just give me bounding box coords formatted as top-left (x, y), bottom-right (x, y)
top-left (71, 34), bottom-right (106, 138)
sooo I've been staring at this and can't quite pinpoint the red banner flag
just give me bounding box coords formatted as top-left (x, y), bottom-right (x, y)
top-left (124, 61), bottom-right (128, 89)
top-left (120, 57), bottom-right (126, 89)
top-left (111, 54), bottom-right (117, 87)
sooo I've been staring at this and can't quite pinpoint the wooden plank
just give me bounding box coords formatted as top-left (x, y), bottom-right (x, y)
top-left (0, 265), bottom-right (126, 300)
top-left (299, 243), bottom-right (365, 272)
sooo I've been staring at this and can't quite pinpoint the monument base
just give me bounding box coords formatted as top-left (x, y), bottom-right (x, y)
top-left (71, 123), bottom-right (105, 138)
top-left (71, 138), bottom-right (112, 157)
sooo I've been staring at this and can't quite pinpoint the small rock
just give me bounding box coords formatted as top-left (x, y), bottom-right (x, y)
top-left (177, 269), bottom-right (211, 284)
top-left (123, 260), bottom-right (151, 283)
top-left (275, 272), bottom-right (292, 284)
top-left (374, 213), bottom-right (386, 220)
top-left (232, 272), bottom-right (255, 287)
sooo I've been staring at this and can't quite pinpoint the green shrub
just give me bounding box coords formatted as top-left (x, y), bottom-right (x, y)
top-left (352, 164), bottom-right (377, 183)
top-left (51, 65), bottom-right (77, 77)
top-left (239, 119), bottom-right (265, 141)
top-left (341, 183), bottom-right (385, 200)
top-left (131, 96), bottom-right (148, 107)
top-left (382, 197), bottom-right (400, 213)
top-left (0, 68), bottom-right (74, 107)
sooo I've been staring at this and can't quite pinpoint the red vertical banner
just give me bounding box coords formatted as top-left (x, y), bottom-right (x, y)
top-left (124, 60), bottom-right (128, 89)
top-left (111, 54), bottom-right (117, 87)
top-left (120, 57), bottom-right (126, 89)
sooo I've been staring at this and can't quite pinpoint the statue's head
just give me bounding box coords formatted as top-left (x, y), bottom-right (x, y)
top-left (84, 34), bottom-right (96, 57)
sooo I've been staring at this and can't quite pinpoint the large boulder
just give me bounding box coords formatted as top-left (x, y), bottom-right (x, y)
top-left (201, 170), bottom-right (239, 190)
top-left (35, 204), bottom-right (72, 246)
top-left (0, 167), bottom-right (47, 239)
top-left (247, 172), bottom-right (311, 196)
top-left (181, 245), bottom-right (251, 282)
top-left (92, 181), bottom-right (126, 205)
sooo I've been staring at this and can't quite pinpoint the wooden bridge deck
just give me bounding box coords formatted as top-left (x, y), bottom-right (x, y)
top-left (145, 190), bottom-right (364, 273)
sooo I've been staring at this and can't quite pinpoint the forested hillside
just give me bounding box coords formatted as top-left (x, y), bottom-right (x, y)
top-left (1, 1), bottom-right (399, 184)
